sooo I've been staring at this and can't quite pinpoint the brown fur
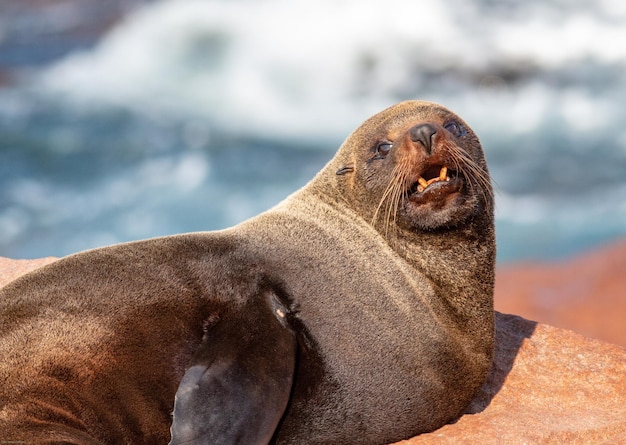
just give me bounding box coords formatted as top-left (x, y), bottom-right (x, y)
top-left (0, 101), bottom-right (495, 444)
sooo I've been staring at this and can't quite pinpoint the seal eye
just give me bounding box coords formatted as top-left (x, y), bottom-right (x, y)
top-left (444, 121), bottom-right (466, 138)
top-left (376, 142), bottom-right (392, 157)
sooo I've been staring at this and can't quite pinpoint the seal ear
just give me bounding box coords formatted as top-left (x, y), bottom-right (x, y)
top-left (336, 164), bottom-right (354, 175)
top-left (169, 291), bottom-right (296, 445)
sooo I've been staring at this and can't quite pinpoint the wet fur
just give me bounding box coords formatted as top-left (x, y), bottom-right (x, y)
top-left (0, 101), bottom-right (495, 445)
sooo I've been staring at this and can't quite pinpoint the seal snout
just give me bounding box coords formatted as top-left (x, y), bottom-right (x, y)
top-left (404, 123), bottom-right (454, 194)
top-left (410, 123), bottom-right (437, 154)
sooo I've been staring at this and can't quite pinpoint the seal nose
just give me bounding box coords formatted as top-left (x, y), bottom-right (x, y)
top-left (410, 123), bottom-right (437, 154)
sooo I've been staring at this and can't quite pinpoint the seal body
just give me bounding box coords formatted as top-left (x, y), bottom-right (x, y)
top-left (0, 101), bottom-right (495, 444)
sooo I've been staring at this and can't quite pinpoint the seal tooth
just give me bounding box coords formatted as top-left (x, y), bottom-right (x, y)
top-left (418, 177), bottom-right (429, 189)
top-left (439, 166), bottom-right (448, 181)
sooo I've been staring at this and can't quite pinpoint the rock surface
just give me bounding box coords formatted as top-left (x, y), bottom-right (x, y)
top-left (2, 255), bottom-right (626, 444)
top-left (495, 238), bottom-right (626, 347)
top-left (394, 312), bottom-right (626, 444)
top-left (0, 256), bottom-right (57, 286)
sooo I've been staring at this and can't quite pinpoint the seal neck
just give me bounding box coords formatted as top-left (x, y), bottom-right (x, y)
top-left (301, 155), bottom-right (495, 279)
top-left (307, 162), bottom-right (495, 282)
top-left (307, 163), bottom-right (495, 326)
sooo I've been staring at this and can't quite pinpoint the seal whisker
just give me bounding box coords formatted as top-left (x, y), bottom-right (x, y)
top-left (393, 158), bottom-right (411, 224)
top-left (386, 176), bottom-right (404, 237)
top-left (373, 163), bottom-right (405, 231)
top-left (446, 143), bottom-right (493, 205)
top-left (372, 176), bottom-right (396, 226)
top-left (388, 157), bottom-right (413, 236)
top-left (373, 155), bottom-right (416, 238)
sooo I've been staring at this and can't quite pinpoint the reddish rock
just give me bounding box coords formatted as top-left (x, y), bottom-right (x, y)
top-left (0, 256), bottom-right (57, 287)
top-left (395, 312), bottom-right (626, 444)
top-left (495, 238), bottom-right (626, 347)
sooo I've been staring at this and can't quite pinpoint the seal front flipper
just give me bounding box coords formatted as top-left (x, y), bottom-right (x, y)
top-left (169, 291), bottom-right (297, 445)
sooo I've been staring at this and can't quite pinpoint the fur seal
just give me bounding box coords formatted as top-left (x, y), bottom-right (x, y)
top-left (0, 100), bottom-right (495, 444)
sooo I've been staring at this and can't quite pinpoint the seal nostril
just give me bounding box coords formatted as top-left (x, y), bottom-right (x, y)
top-left (410, 123), bottom-right (437, 154)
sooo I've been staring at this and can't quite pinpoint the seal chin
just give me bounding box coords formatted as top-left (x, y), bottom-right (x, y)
top-left (400, 171), bottom-right (474, 231)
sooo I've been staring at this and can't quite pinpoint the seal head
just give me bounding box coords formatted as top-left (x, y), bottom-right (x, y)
top-left (334, 100), bottom-right (492, 233)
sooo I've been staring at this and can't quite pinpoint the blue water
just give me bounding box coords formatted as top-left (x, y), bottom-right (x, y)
top-left (1, 0), bottom-right (625, 262)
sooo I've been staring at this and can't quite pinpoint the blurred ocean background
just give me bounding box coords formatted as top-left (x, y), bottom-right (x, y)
top-left (1, 0), bottom-right (625, 262)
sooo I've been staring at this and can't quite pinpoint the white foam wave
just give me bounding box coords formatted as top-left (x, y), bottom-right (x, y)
top-left (37, 0), bottom-right (626, 143)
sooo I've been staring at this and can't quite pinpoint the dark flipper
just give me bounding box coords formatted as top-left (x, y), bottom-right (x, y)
top-left (169, 291), bottom-right (297, 445)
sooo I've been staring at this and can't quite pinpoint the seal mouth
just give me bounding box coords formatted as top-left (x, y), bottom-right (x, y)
top-left (407, 164), bottom-right (460, 197)
top-left (416, 165), bottom-right (450, 192)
